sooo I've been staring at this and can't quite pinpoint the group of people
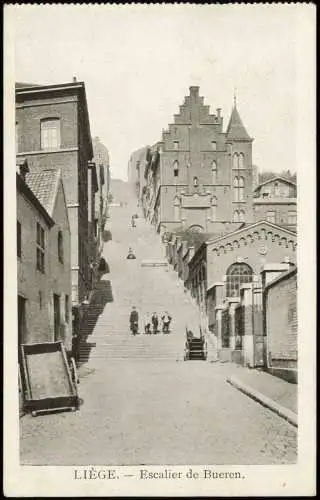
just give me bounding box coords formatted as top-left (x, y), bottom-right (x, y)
top-left (129, 307), bottom-right (172, 335)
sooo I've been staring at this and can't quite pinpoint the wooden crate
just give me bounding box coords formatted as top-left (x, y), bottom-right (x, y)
top-left (20, 341), bottom-right (78, 416)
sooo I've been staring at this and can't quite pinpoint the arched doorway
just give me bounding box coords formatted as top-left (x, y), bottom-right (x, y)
top-left (226, 262), bottom-right (253, 298)
top-left (188, 224), bottom-right (204, 233)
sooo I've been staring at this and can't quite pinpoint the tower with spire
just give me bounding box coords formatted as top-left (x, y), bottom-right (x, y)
top-left (140, 86), bottom-right (255, 234)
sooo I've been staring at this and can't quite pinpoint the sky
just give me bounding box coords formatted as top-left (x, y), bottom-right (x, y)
top-left (10, 4), bottom-right (304, 180)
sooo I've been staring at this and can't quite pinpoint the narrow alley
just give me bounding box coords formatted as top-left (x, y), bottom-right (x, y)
top-left (20, 180), bottom-right (297, 465)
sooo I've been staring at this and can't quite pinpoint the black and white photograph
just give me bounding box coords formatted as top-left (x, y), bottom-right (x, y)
top-left (4, 3), bottom-right (316, 497)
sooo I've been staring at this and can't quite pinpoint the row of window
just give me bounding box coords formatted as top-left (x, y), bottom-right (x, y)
top-left (17, 220), bottom-right (64, 272)
top-left (173, 141), bottom-right (218, 151)
top-left (265, 210), bottom-right (297, 225)
top-left (16, 118), bottom-right (61, 152)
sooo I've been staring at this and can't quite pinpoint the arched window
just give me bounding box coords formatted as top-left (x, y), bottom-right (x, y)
top-left (233, 153), bottom-right (238, 169)
top-left (233, 176), bottom-right (239, 201)
top-left (212, 160), bottom-right (217, 184)
top-left (239, 210), bottom-right (245, 222)
top-left (58, 230), bottom-right (64, 263)
top-left (239, 176), bottom-right (245, 201)
top-left (226, 263), bottom-right (253, 298)
top-left (274, 181), bottom-right (280, 197)
top-left (173, 160), bottom-right (179, 177)
top-left (41, 118), bottom-right (61, 150)
top-left (173, 196), bottom-right (180, 221)
top-left (239, 153), bottom-right (245, 169)
top-left (211, 196), bottom-right (217, 220)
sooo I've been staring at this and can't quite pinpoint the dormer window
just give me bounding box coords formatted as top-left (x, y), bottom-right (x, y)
top-left (211, 141), bottom-right (217, 151)
top-left (173, 141), bottom-right (179, 150)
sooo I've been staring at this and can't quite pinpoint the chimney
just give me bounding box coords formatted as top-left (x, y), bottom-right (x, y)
top-left (216, 108), bottom-right (222, 118)
top-left (72, 76), bottom-right (77, 83)
top-left (17, 157), bottom-right (29, 182)
top-left (190, 86), bottom-right (199, 99)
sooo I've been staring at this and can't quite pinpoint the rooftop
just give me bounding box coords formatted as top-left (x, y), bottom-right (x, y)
top-left (25, 169), bottom-right (61, 217)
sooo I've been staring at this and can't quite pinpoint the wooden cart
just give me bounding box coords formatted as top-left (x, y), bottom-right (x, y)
top-left (20, 341), bottom-right (79, 416)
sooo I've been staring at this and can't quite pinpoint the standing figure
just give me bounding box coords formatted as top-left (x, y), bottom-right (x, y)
top-left (151, 312), bottom-right (159, 334)
top-left (130, 306), bottom-right (139, 335)
top-left (144, 312), bottom-right (151, 334)
top-left (161, 311), bottom-right (172, 334)
top-left (131, 215), bottom-right (136, 227)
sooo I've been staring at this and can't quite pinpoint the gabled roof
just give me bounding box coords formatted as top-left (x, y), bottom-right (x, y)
top-left (254, 176), bottom-right (297, 191)
top-left (25, 169), bottom-right (61, 218)
top-left (206, 220), bottom-right (297, 247)
top-left (226, 105), bottom-right (251, 141)
top-left (17, 173), bottom-right (54, 227)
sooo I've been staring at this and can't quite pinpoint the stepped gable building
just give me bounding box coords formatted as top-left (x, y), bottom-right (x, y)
top-left (253, 176), bottom-right (297, 228)
top-left (17, 159), bottom-right (72, 354)
top-left (137, 86), bottom-right (254, 234)
top-left (15, 80), bottom-right (94, 326)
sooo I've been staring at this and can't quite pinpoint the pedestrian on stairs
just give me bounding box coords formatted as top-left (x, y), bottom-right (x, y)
top-left (151, 312), bottom-right (159, 334)
top-left (161, 311), bottom-right (172, 334)
top-left (130, 306), bottom-right (139, 335)
top-left (144, 312), bottom-right (151, 334)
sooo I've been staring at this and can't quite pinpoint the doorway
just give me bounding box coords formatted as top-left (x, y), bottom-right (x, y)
top-left (18, 295), bottom-right (27, 359)
top-left (53, 294), bottom-right (61, 341)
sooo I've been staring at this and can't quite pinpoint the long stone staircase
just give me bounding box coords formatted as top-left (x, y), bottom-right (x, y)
top-left (80, 180), bottom-right (202, 364)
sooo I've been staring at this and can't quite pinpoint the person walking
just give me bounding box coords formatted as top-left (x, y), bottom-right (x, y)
top-left (129, 306), bottom-right (139, 335)
top-left (151, 312), bottom-right (159, 334)
top-left (131, 215), bottom-right (136, 228)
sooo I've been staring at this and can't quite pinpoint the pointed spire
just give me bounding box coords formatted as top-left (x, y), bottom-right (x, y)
top-left (226, 95), bottom-right (251, 141)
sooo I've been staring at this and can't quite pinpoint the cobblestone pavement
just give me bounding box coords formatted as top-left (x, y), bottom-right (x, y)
top-left (20, 360), bottom-right (297, 465)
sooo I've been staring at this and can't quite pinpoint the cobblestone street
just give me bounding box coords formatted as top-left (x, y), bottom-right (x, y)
top-left (20, 360), bottom-right (297, 465)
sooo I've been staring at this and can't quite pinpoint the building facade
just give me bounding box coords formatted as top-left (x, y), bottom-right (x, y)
top-left (92, 136), bottom-right (111, 232)
top-left (253, 176), bottom-right (297, 228)
top-left (15, 81), bottom-right (94, 316)
top-left (130, 86), bottom-right (255, 234)
top-left (17, 161), bottom-right (72, 353)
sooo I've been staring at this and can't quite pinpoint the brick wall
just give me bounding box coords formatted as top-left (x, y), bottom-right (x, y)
top-left (265, 270), bottom-right (298, 368)
top-left (17, 184), bottom-right (72, 350)
top-left (16, 88), bottom-right (92, 307)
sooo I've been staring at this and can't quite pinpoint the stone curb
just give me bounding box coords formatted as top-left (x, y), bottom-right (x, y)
top-left (226, 375), bottom-right (298, 428)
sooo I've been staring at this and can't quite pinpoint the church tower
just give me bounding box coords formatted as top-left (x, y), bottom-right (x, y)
top-left (225, 96), bottom-right (254, 223)
top-left (155, 87), bottom-right (255, 235)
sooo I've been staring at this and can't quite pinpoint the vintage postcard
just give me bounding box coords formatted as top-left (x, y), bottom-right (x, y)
top-left (4, 3), bottom-right (316, 497)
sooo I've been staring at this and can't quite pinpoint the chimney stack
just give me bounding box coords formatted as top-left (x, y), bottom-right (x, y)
top-left (72, 76), bottom-right (77, 83)
top-left (17, 157), bottom-right (29, 182)
top-left (190, 86), bottom-right (199, 99)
